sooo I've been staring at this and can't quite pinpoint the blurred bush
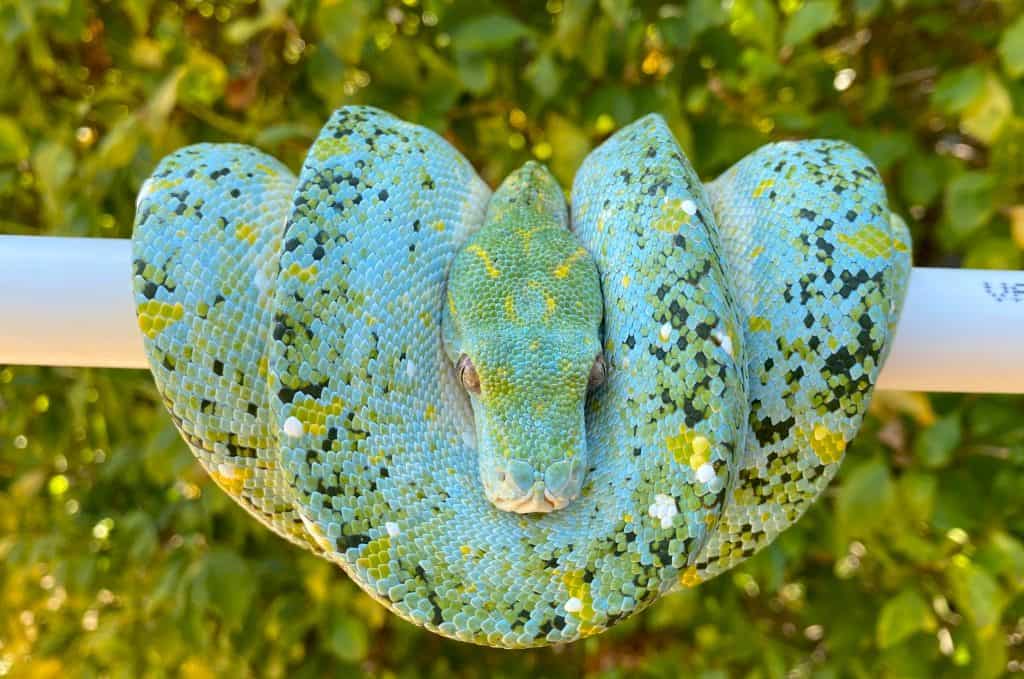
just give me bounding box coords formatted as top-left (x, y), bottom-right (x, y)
top-left (1, 0), bottom-right (1023, 677)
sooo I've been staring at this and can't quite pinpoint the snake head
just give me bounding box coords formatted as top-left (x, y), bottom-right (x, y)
top-left (443, 162), bottom-right (604, 513)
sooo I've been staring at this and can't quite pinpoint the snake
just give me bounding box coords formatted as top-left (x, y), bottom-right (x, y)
top-left (131, 106), bottom-right (911, 648)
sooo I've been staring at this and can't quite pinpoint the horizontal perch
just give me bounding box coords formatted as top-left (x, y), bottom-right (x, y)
top-left (0, 235), bottom-right (1021, 393)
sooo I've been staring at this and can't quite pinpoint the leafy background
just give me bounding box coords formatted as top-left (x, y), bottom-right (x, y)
top-left (1, 0), bottom-right (1023, 676)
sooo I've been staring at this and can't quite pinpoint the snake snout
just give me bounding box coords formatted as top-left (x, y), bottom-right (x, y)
top-left (487, 458), bottom-right (583, 514)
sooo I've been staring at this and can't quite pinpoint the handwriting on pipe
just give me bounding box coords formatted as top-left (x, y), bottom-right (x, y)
top-left (983, 281), bottom-right (1024, 303)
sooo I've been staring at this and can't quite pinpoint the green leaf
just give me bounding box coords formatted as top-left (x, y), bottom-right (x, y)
top-left (453, 14), bottom-right (532, 53)
top-left (990, 117), bottom-right (1024, 186)
top-left (455, 52), bottom-right (495, 94)
top-left (783, 0), bottom-right (839, 46)
top-left (599, 0), bottom-right (631, 28)
top-left (326, 616), bottom-right (369, 663)
top-left (306, 47), bottom-right (349, 108)
top-left (960, 73), bottom-right (1012, 144)
top-left (913, 413), bottom-right (961, 469)
top-left (253, 123), bottom-right (318, 148)
top-left (224, 13), bottom-right (281, 45)
top-left (932, 66), bottom-right (986, 114)
top-left (962, 236), bottom-right (1022, 270)
top-left (978, 531), bottom-right (1024, 589)
top-left (526, 51), bottom-right (564, 100)
top-left (190, 548), bottom-right (256, 627)
top-left (555, 0), bottom-right (596, 58)
top-left (371, 36), bottom-right (424, 91)
top-left (659, 0), bottom-right (728, 48)
top-left (0, 115), bottom-right (29, 163)
top-left (899, 152), bottom-right (946, 206)
top-left (854, 129), bottom-right (913, 171)
top-left (580, 15), bottom-right (610, 78)
top-left (178, 49), bottom-right (228, 107)
top-left (32, 139), bottom-right (74, 227)
top-left (948, 558), bottom-right (1005, 635)
top-left (141, 421), bottom-right (193, 484)
top-left (728, 0), bottom-right (778, 51)
top-left (32, 139), bottom-right (73, 191)
top-left (855, 0), bottom-right (883, 21)
top-left (837, 459), bottom-right (895, 538)
top-left (93, 114), bottom-right (143, 171)
top-left (897, 472), bottom-right (937, 524)
top-left (973, 624), bottom-right (1010, 679)
top-left (316, 0), bottom-right (370, 62)
top-left (546, 113), bottom-right (592, 186)
top-left (120, 0), bottom-right (154, 34)
top-left (142, 68), bottom-right (184, 126)
top-left (876, 589), bottom-right (936, 648)
top-left (584, 85), bottom-right (637, 126)
top-left (998, 14), bottom-right (1024, 78)
top-left (943, 171), bottom-right (997, 242)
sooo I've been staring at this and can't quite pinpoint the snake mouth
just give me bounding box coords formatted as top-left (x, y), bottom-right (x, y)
top-left (543, 488), bottom-right (573, 511)
top-left (491, 483), bottom-right (573, 514)
top-left (484, 457), bottom-right (584, 513)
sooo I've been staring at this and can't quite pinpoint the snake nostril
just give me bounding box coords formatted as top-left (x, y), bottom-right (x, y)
top-left (508, 459), bottom-right (537, 495)
top-left (543, 460), bottom-right (576, 496)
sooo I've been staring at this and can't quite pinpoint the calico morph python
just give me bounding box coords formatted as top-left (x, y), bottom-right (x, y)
top-left (131, 106), bottom-right (910, 648)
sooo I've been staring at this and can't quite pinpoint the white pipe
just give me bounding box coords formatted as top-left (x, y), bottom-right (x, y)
top-left (876, 266), bottom-right (1024, 393)
top-left (0, 236), bottom-right (147, 369)
top-left (0, 235), bottom-right (1022, 393)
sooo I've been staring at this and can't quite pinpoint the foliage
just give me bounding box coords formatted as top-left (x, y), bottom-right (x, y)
top-left (1, 0), bottom-right (1023, 676)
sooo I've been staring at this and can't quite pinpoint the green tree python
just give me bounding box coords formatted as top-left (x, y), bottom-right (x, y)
top-left (131, 106), bottom-right (911, 648)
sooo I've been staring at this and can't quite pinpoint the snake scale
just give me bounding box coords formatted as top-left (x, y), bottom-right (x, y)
top-left (131, 106), bottom-right (911, 648)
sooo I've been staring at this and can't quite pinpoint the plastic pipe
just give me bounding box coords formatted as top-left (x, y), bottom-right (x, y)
top-left (0, 235), bottom-right (1022, 393)
top-left (876, 266), bottom-right (1024, 393)
top-left (0, 236), bottom-right (147, 369)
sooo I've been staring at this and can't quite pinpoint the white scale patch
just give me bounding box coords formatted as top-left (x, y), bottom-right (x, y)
top-left (648, 493), bottom-right (679, 529)
top-left (385, 521), bottom-right (401, 537)
top-left (564, 597), bottom-right (583, 613)
top-left (253, 269), bottom-right (270, 296)
top-left (283, 416), bottom-right (304, 438)
top-left (695, 463), bottom-right (717, 484)
top-left (712, 328), bottom-right (733, 357)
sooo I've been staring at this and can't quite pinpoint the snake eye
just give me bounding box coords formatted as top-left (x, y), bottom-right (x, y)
top-left (588, 354), bottom-right (607, 390)
top-left (457, 355), bottom-right (481, 394)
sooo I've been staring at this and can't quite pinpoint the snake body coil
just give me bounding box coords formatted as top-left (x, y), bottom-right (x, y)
top-left (132, 107), bottom-right (910, 648)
